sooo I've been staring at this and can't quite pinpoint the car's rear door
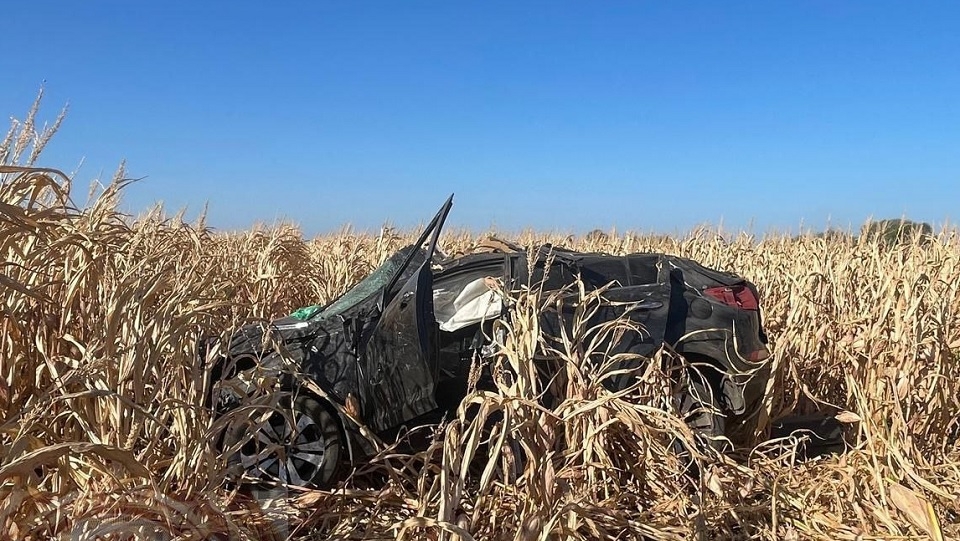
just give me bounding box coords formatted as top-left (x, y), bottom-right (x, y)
top-left (524, 251), bottom-right (672, 391)
top-left (359, 196), bottom-right (452, 433)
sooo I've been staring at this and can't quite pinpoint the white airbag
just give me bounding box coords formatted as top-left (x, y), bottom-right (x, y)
top-left (434, 277), bottom-right (502, 332)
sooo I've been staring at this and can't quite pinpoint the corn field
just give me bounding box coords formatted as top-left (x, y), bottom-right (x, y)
top-left (2, 99), bottom-right (960, 540)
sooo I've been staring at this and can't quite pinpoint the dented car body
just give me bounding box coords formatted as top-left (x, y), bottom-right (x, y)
top-left (205, 196), bottom-right (771, 487)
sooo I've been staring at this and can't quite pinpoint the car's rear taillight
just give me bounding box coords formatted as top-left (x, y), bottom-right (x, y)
top-left (703, 285), bottom-right (759, 310)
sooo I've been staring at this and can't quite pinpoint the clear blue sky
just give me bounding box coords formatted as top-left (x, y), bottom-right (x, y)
top-left (3, 2), bottom-right (958, 235)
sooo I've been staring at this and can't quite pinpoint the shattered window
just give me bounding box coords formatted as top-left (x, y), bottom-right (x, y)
top-left (316, 246), bottom-right (425, 320)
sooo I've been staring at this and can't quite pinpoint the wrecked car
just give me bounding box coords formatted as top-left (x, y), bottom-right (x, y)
top-left (202, 196), bottom-right (771, 488)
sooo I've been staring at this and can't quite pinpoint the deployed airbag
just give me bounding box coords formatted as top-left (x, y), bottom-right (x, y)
top-left (434, 277), bottom-right (502, 332)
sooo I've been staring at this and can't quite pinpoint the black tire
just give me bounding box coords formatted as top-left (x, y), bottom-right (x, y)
top-left (672, 374), bottom-right (729, 478)
top-left (676, 378), bottom-right (727, 451)
top-left (230, 393), bottom-right (343, 488)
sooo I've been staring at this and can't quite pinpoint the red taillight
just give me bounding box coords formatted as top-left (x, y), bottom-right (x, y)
top-left (703, 285), bottom-right (759, 310)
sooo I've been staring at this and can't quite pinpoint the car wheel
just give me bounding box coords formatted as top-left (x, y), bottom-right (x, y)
top-left (234, 394), bottom-right (343, 488)
top-left (672, 373), bottom-right (730, 478)
top-left (676, 377), bottom-right (727, 451)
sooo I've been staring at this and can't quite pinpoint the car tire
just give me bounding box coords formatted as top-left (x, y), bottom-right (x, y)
top-left (672, 375), bottom-right (730, 477)
top-left (231, 393), bottom-right (343, 488)
top-left (677, 378), bottom-right (727, 450)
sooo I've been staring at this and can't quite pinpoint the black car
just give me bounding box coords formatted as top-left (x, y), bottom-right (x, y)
top-left (204, 196), bottom-right (771, 488)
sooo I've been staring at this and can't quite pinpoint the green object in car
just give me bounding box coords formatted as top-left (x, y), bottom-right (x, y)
top-left (290, 304), bottom-right (322, 321)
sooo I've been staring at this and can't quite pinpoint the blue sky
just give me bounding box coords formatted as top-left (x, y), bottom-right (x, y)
top-left (3, 2), bottom-right (958, 235)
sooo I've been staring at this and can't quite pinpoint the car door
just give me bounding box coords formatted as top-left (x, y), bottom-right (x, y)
top-left (358, 196), bottom-right (452, 433)
top-left (522, 251), bottom-right (672, 392)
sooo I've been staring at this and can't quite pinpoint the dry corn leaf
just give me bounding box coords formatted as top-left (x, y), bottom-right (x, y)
top-left (888, 483), bottom-right (943, 541)
top-left (835, 411), bottom-right (862, 424)
top-left (705, 467), bottom-right (724, 499)
top-left (0, 442), bottom-right (150, 480)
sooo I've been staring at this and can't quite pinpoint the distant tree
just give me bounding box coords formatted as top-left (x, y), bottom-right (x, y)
top-left (584, 229), bottom-right (609, 243)
top-left (791, 229), bottom-right (855, 243)
top-left (818, 230), bottom-right (850, 241)
top-left (860, 218), bottom-right (933, 246)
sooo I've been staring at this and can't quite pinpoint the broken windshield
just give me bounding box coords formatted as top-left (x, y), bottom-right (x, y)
top-left (295, 246), bottom-right (425, 321)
